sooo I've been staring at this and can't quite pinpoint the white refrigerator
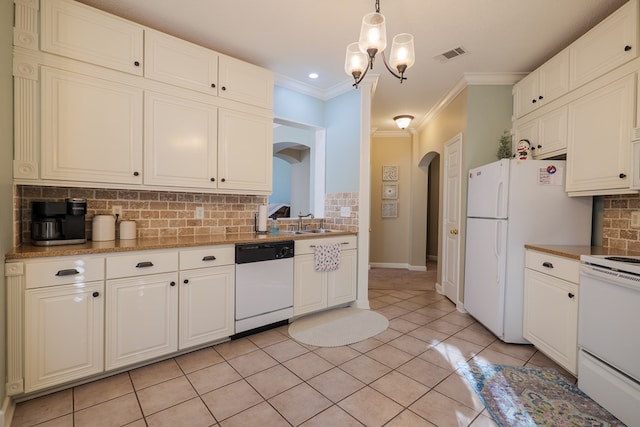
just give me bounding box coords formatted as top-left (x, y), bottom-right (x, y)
top-left (463, 159), bottom-right (592, 343)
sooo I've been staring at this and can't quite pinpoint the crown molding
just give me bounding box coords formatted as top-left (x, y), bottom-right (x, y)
top-left (274, 74), bottom-right (379, 101)
top-left (416, 72), bottom-right (526, 130)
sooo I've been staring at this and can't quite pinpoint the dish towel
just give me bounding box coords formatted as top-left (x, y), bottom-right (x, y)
top-left (314, 243), bottom-right (341, 272)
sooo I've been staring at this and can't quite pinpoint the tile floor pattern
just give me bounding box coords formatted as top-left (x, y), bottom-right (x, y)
top-left (12, 272), bottom-right (574, 427)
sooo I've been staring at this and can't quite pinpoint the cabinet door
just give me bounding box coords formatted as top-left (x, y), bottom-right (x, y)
top-left (293, 254), bottom-right (327, 316)
top-left (144, 91), bottom-right (218, 189)
top-left (538, 50), bottom-right (570, 105)
top-left (218, 109), bottom-right (273, 192)
top-left (144, 29), bottom-right (218, 95)
top-left (536, 107), bottom-right (568, 158)
top-left (106, 273), bottom-right (178, 370)
top-left (218, 56), bottom-right (274, 109)
top-left (179, 265), bottom-right (234, 349)
top-left (327, 249), bottom-right (357, 307)
top-left (41, 0), bottom-right (143, 75)
top-left (523, 269), bottom-right (578, 374)
top-left (566, 75), bottom-right (635, 193)
top-left (569, 0), bottom-right (638, 90)
top-left (513, 72), bottom-right (539, 118)
top-left (41, 67), bottom-right (143, 185)
top-left (25, 281), bottom-right (104, 392)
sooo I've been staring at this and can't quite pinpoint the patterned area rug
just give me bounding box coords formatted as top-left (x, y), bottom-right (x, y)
top-left (460, 363), bottom-right (626, 427)
top-left (288, 307), bottom-right (388, 347)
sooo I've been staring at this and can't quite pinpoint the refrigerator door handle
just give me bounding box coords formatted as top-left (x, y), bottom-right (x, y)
top-left (496, 181), bottom-right (504, 217)
top-left (495, 222), bottom-right (502, 283)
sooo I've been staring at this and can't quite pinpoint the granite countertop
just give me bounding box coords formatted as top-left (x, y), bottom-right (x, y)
top-left (524, 244), bottom-right (640, 261)
top-left (5, 230), bottom-right (357, 260)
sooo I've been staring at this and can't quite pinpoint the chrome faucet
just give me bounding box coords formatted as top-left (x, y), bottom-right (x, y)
top-left (298, 212), bottom-right (314, 231)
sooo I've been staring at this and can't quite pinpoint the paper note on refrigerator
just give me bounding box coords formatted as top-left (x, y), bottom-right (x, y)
top-left (538, 166), bottom-right (563, 186)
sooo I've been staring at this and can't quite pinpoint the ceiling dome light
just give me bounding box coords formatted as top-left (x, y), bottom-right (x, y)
top-left (393, 115), bottom-right (414, 130)
top-left (308, 73), bottom-right (319, 79)
top-left (345, 0), bottom-right (415, 88)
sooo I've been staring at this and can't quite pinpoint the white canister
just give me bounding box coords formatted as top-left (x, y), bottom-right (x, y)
top-left (119, 220), bottom-right (137, 240)
top-left (92, 215), bottom-right (116, 241)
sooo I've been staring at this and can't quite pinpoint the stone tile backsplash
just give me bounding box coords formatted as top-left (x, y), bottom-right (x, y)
top-left (14, 186), bottom-right (359, 246)
top-left (602, 194), bottom-right (640, 252)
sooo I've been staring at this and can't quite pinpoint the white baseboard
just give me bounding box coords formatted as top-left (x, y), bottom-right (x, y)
top-left (435, 282), bottom-right (443, 295)
top-left (369, 263), bottom-right (427, 271)
top-left (3, 395), bottom-right (14, 427)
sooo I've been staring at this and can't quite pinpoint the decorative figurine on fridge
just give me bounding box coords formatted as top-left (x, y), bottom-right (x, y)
top-left (516, 139), bottom-right (531, 160)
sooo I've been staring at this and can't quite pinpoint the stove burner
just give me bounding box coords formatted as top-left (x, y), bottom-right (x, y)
top-left (604, 256), bottom-right (640, 264)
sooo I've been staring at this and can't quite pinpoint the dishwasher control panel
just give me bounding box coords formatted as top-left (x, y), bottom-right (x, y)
top-left (235, 241), bottom-right (295, 264)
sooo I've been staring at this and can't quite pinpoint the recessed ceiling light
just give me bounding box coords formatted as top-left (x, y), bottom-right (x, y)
top-left (308, 73), bottom-right (319, 79)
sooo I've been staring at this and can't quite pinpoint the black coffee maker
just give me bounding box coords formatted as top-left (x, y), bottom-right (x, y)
top-left (31, 198), bottom-right (87, 246)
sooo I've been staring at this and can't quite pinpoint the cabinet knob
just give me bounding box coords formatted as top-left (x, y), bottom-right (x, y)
top-left (625, 45), bottom-right (632, 52)
top-left (211, 83), bottom-right (216, 88)
top-left (538, 95), bottom-right (543, 100)
top-left (532, 99), bottom-right (537, 104)
top-left (170, 281), bottom-right (176, 287)
top-left (531, 146), bottom-right (536, 151)
top-left (134, 61), bottom-right (140, 67)
top-left (221, 178), bottom-right (226, 182)
top-left (542, 261), bottom-right (554, 268)
top-left (537, 145), bottom-right (542, 149)
top-left (133, 171), bottom-right (139, 177)
top-left (183, 279), bottom-right (189, 284)
top-left (568, 292), bottom-right (575, 299)
top-left (221, 86), bottom-right (227, 91)
top-left (210, 177), bottom-right (215, 182)
top-left (619, 173), bottom-right (627, 179)
top-left (92, 291), bottom-right (100, 298)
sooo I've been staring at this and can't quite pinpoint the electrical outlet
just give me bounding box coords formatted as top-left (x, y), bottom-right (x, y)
top-left (632, 211), bottom-right (640, 228)
top-left (112, 205), bottom-right (123, 217)
top-left (195, 206), bottom-right (205, 219)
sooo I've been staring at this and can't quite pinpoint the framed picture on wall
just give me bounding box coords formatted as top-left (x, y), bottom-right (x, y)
top-left (382, 165), bottom-right (398, 181)
top-left (382, 183), bottom-right (398, 200)
top-left (382, 202), bottom-right (398, 218)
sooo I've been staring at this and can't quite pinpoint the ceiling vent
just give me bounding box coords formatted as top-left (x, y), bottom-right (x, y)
top-left (434, 46), bottom-right (467, 63)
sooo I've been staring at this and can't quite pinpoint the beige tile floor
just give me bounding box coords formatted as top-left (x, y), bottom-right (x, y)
top-left (12, 267), bottom-right (573, 427)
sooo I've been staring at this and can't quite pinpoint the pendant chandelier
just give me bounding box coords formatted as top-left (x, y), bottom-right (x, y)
top-left (344, 0), bottom-right (416, 88)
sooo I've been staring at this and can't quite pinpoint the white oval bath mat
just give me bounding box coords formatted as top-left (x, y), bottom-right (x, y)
top-left (288, 307), bottom-right (389, 347)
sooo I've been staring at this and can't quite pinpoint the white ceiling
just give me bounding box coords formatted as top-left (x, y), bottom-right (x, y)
top-left (77, 0), bottom-right (628, 131)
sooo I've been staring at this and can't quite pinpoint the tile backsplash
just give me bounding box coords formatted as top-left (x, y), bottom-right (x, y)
top-left (602, 194), bottom-right (640, 252)
top-left (14, 186), bottom-right (359, 246)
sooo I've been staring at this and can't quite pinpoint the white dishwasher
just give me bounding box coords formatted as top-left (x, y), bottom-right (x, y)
top-left (235, 241), bottom-right (294, 334)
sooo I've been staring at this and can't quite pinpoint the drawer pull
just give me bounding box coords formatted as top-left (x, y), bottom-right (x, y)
top-left (136, 262), bottom-right (154, 268)
top-left (202, 255), bottom-right (217, 261)
top-left (542, 262), bottom-right (554, 269)
top-left (55, 268), bottom-right (79, 276)
top-left (92, 292), bottom-right (100, 298)
top-left (568, 292), bottom-right (575, 299)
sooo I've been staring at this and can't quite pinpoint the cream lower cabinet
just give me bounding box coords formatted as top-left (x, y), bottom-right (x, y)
top-left (105, 251), bottom-right (179, 370)
top-left (293, 236), bottom-right (357, 316)
top-left (178, 246), bottom-right (235, 349)
top-left (523, 250), bottom-right (579, 375)
top-left (25, 281), bottom-right (104, 393)
top-left (566, 74), bottom-right (635, 195)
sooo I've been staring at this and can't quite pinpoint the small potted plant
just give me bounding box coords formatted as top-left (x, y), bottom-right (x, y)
top-left (496, 130), bottom-right (512, 159)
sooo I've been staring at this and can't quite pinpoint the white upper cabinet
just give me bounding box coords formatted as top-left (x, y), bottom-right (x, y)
top-left (219, 56), bottom-right (274, 109)
top-left (569, 0), bottom-right (638, 90)
top-left (144, 91), bottom-right (218, 189)
top-left (40, 67), bottom-right (143, 185)
top-left (217, 109), bottom-right (273, 192)
top-left (144, 29), bottom-right (219, 95)
top-left (566, 75), bottom-right (635, 194)
top-left (41, 0), bottom-right (143, 75)
top-left (514, 50), bottom-right (569, 118)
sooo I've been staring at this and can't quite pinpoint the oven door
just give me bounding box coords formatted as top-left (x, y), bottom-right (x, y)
top-left (578, 265), bottom-right (640, 380)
